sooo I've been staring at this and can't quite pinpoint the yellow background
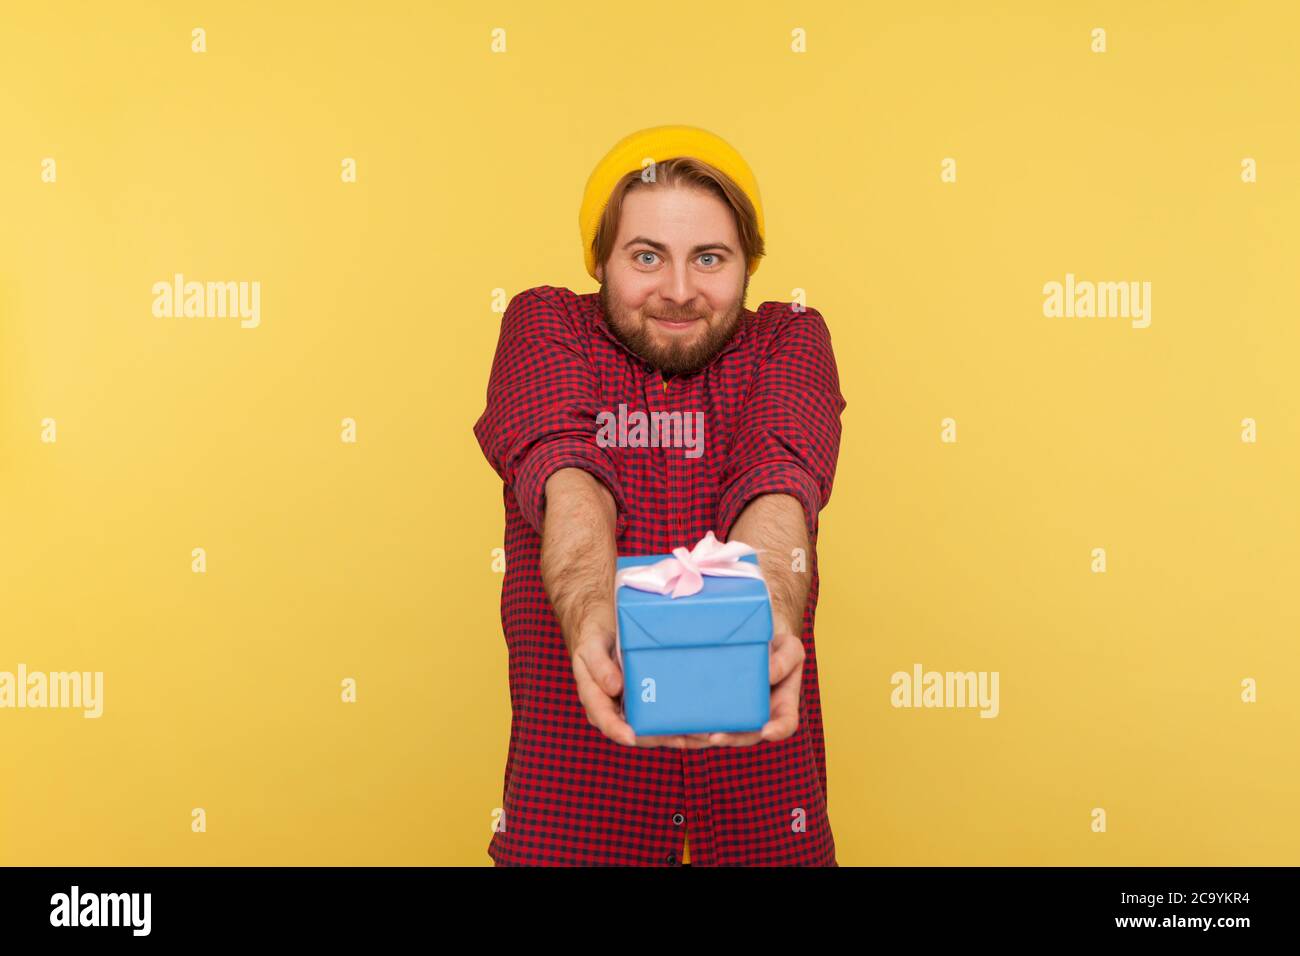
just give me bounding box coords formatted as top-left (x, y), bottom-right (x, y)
top-left (2, 0), bottom-right (1297, 865)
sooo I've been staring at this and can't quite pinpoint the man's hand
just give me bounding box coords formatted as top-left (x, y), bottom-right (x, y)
top-left (569, 624), bottom-right (698, 750)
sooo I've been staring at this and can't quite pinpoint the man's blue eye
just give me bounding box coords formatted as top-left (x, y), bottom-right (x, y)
top-left (637, 252), bottom-right (656, 265)
top-left (699, 254), bottom-right (717, 266)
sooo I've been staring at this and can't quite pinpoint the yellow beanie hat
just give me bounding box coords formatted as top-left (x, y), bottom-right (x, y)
top-left (579, 125), bottom-right (764, 281)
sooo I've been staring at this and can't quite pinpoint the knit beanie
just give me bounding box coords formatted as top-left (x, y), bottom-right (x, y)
top-left (579, 125), bottom-right (765, 281)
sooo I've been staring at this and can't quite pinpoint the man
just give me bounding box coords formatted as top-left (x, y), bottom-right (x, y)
top-left (473, 125), bottom-right (847, 866)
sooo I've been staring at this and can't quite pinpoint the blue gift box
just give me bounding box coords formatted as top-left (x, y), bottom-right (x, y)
top-left (615, 552), bottom-right (773, 736)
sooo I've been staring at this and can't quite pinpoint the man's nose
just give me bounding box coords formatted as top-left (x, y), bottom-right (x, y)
top-left (657, 262), bottom-right (697, 307)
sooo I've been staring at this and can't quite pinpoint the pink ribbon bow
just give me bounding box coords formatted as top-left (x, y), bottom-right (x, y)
top-left (614, 530), bottom-right (764, 599)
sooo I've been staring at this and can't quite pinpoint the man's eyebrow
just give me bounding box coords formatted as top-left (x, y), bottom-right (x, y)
top-left (622, 236), bottom-right (736, 255)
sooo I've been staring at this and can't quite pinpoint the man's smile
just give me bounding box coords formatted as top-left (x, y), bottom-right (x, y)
top-left (648, 314), bottom-right (702, 331)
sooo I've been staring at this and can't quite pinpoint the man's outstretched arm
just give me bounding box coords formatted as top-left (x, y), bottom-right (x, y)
top-left (705, 305), bottom-right (845, 747)
top-left (730, 492), bottom-right (810, 640)
top-left (540, 467), bottom-right (618, 660)
top-left (540, 467), bottom-right (686, 749)
top-left (695, 492), bottom-right (809, 747)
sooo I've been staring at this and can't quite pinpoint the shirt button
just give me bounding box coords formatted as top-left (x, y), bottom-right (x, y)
top-left (672, 812), bottom-right (685, 826)
top-left (666, 852), bottom-right (677, 865)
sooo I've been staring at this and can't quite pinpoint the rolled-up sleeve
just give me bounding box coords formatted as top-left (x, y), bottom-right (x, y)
top-left (473, 288), bottom-right (628, 537)
top-left (716, 305), bottom-right (847, 540)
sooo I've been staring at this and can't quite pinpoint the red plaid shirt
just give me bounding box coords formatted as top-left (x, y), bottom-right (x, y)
top-left (473, 285), bottom-right (847, 866)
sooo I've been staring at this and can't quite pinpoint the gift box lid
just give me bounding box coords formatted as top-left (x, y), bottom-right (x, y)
top-left (615, 552), bottom-right (773, 651)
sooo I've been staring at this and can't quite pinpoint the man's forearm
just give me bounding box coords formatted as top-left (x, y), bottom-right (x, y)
top-left (729, 494), bottom-right (811, 635)
top-left (539, 467), bottom-right (618, 654)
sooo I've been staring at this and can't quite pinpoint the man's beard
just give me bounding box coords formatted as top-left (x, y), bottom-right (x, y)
top-left (599, 277), bottom-right (747, 377)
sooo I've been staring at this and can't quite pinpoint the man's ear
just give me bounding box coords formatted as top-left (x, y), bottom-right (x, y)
top-left (594, 262), bottom-right (604, 282)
